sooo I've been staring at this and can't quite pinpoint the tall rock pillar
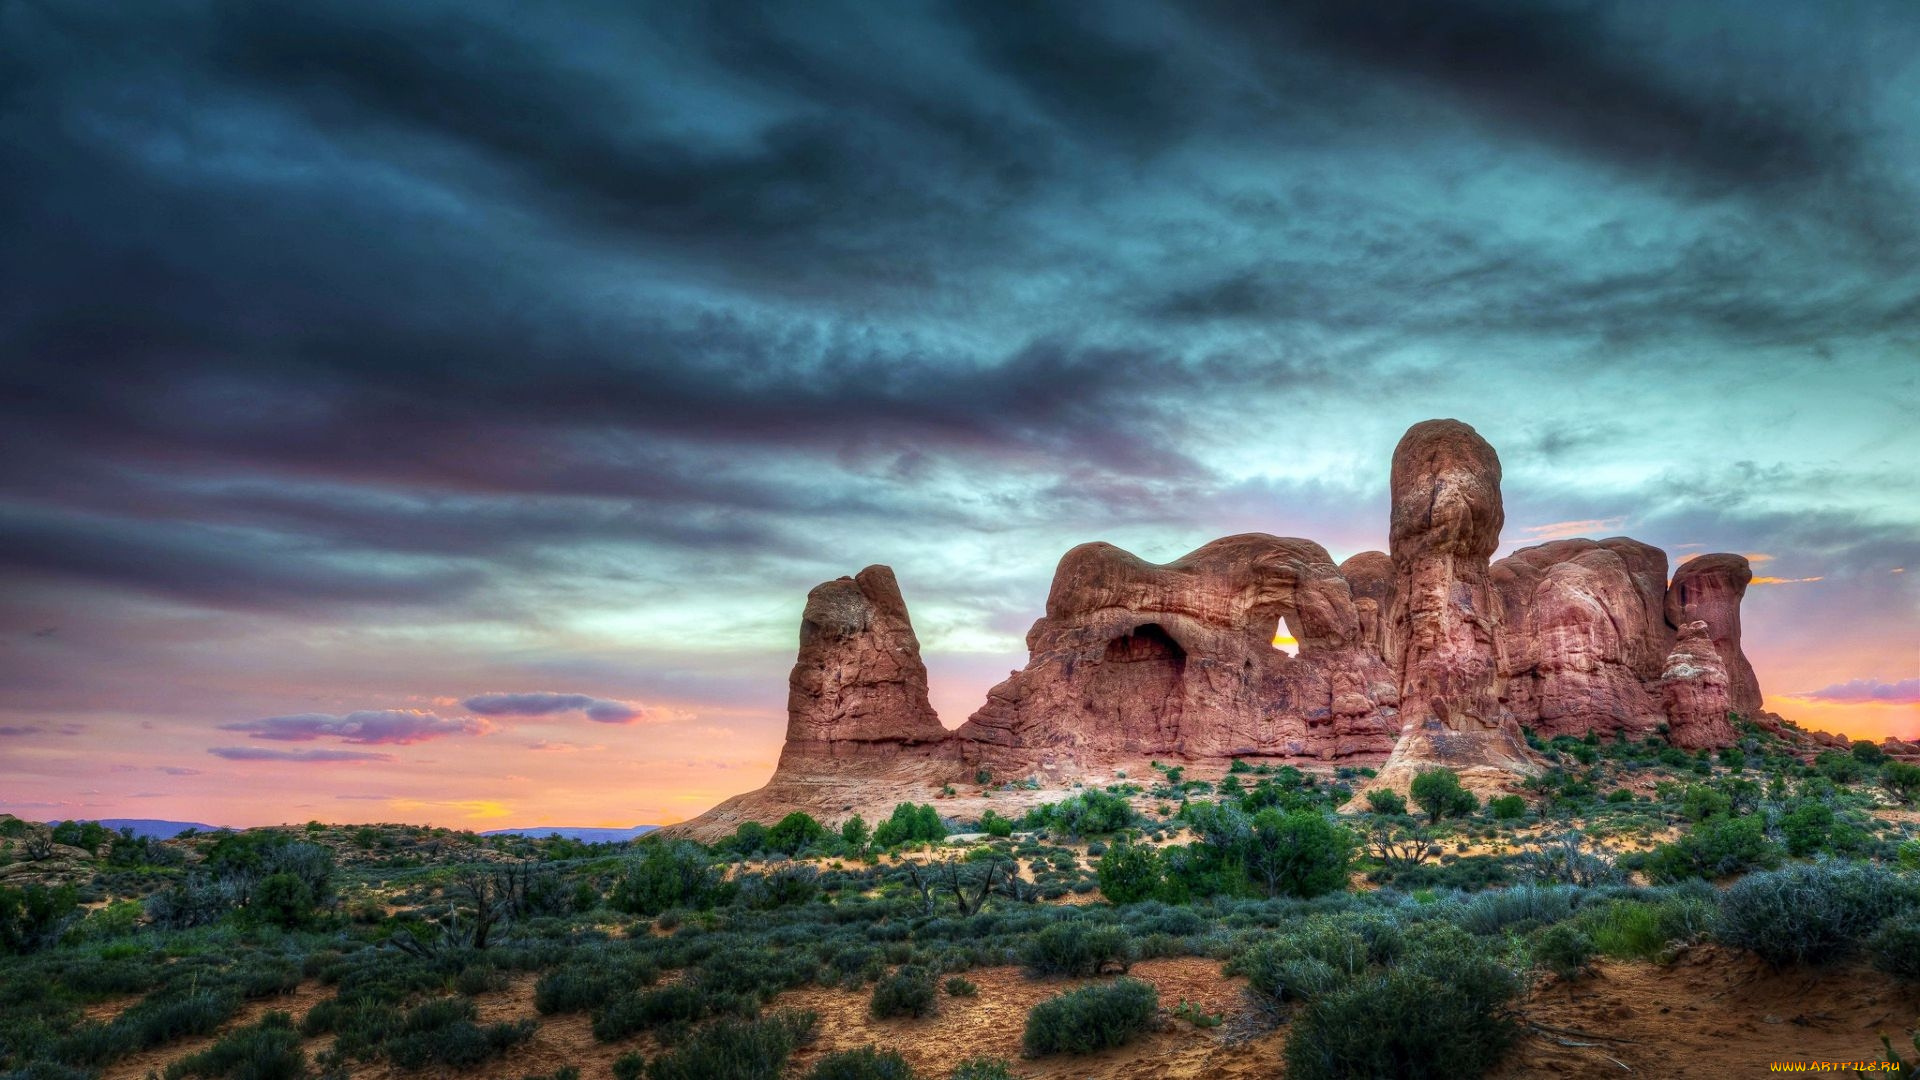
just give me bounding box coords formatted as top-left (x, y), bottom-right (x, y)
top-left (1372, 419), bottom-right (1537, 789)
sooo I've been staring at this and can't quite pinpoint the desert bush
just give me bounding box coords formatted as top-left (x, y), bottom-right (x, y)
top-left (1882, 762), bottom-right (1920, 806)
top-left (767, 812), bottom-right (828, 855)
top-left (610, 843), bottom-right (720, 916)
top-left (1021, 977), bottom-right (1158, 1056)
top-left (1487, 795), bottom-right (1526, 821)
top-left (1410, 769), bottom-right (1478, 825)
top-left (0, 884), bottom-right (79, 955)
top-left (592, 985), bottom-right (704, 1041)
top-left (1096, 843), bottom-right (1161, 904)
top-left (1867, 920), bottom-right (1920, 982)
top-left (944, 976), bottom-right (977, 997)
top-left (1639, 815), bottom-right (1781, 881)
top-left (1366, 790), bottom-right (1407, 816)
top-left (978, 810), bottom-right (1014, 838)
top-left (1282, 924), bottom-right (1520, 1080)
top-left (162, 1011), bottom-right (305, 1080)
top-left (1020, 920), bottom-right (1133, 977)
top-left (1717, 862), bottom-right (1917, 968)
top-left (1575, 892), bottom-right (1715, 962)
top-left (807, 1046), bottom-right (917, 1080)
top-left (383, 997), bottom-right (534, 1069)
top-left (613, 1052), bottom-right (647, 1080)
top-left (645, 1010), bottom-right (816, 1080)
top-left (869, 966), bottom-right (937, 1019)
top-left (1531, 923), bottom-right (1595, 980)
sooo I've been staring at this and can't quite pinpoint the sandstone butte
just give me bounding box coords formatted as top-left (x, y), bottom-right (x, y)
top-left (671, 419), bottom-right (1910, 840)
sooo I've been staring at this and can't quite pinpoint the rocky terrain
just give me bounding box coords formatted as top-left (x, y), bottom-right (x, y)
top-left (680, 419), bottom-right (1912, 840)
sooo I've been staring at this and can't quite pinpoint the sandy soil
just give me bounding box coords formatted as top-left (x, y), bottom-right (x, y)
top-left (98, 946), bottom-right (1920, 1079)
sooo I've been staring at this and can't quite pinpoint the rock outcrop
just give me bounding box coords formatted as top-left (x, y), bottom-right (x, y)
top-left (1660, 620), bottom-right (1737, 749)
top-left (1665, 553), bottom-right (1763, 717)
top-left (672, 419), bottom-right (1794, 837)
top-left (956, 534), bottom-right (1399, 764)
top-left (782, 565), bottom-right (946, 758)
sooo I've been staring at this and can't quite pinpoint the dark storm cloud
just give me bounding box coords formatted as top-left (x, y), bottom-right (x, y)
top-left (463, 693), bottom-right (645, 724)
top-left (1198, 0), bottom-right (1864, 188)
top-left (0, 0), bottom-right (1914, 639)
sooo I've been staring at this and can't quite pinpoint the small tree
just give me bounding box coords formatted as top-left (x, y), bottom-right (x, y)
top-left (1245, 809), bottom-right (1352, 899)
top-left (1409, 769), bottom-right (1478, 825)
top-left (1096, 842), bottom-right (1161, 904)
top-left (840, 814), bottom-right (870, 851)
top-left (1881, 762), bottom-right (1920, 806)
top-left (767, 812), bottom-right (826, 856)
top-left (609, 842), bottom-right (718, 915)
top-left (1366, 789), bottom-right (1408, 816)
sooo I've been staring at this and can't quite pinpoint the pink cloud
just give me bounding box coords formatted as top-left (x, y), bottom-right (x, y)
top-left (1791, 678), bottom-right (1920, 705)
top-left (220, 709), bottom-right (488, 745)
top-left (208, 746), bottom-right (395, 763)
top-left (463, 692), bottom-right (645, 724)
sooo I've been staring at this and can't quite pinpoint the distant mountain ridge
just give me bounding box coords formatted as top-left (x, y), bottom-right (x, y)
top-left (479, 825), bottom-right (657, 843)
top-left (50, 818), bottom-right (225, 839)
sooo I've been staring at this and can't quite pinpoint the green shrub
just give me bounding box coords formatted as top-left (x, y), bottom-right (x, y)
top-left (978, 810), bottom-right (1014, 838)
top-left (1881, 762), bottom-right (1920, 806)
top-left (592, 985), bottom-right (703, 1041)
top-left (610, 843), bottom-right (719, 916)
top-left (1487, 795), bottom-right (1526, 820)
top-left (1717, 863), bottom-right (1917, 968)
top-left (1779, 800), bottom-right (1835, 856)
top-left (1245, 809), bottom-right (1352, 899)
top-left (1679, 785), bottom-right (1730, 822)
top-left (382, 997), bottom-right (534, 1070)
top-left (1020, 921), bottom-right (1133, 977)
top-left (869, 967), bottom-right (937, 1019)
top-left (1366, 790), bottom-right (1407, 816)
top-left (1532, 923), bottom-right (1595, 980)
top-left (1230, 913), bottom-right (1402, 1005)
top-left (767, 812), bottom-right (827, 855)
top-left (1576, 892), bottom-right (1716, 962)
top-left (943, 977), bottom-right (977, 997)
top-left (808, 1046), bottom-right (917, 1080)
top-left (0, 883), bottom-right (79, 955)
top-left (1640, 815), bottom-right (1781, 881)
top-left (646, 1011), bottom-right (816, 1080)
top-left (1021, 978), bottom-right (1158, 1056)
top-left (613, 1053), bottom-right (647, 1080)
top-left (1096, 843), bottom-right (1161, 904)
top-left (1410, 769), bottom-right (1478, 824)
top-left (873, 804), bottom-right (947, 847)
top-left (162, 1011), bottom-right (305, 1080)
top-left (1283, 925), bottom-right (1520, 1080)
top-left (1867, 920), bottom-right (1920, 982)
top-left (841, 815), bottom-right (871, 851)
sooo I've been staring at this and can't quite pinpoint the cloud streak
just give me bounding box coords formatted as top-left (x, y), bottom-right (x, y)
top-left (220, 710), bottom-right (489, 744)
top-left (208, 747), bottom-right (395, 763)
top-left (463, 693), bottom-right (645, 725)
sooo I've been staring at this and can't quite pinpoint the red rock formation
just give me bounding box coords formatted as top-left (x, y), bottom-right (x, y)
top-left (1665, 553), bottom-right (1762, 717)
top-left (1492, 538), bottom-right (1667, 739)
top-left (782, 565), bottom-right (947, 756)
top-left (957, 533), bottom-right (1399, 763)
top-left (1660, 620), bottom-right (1737, 749)
top-left (672, 419), bottom-right (1803, 834)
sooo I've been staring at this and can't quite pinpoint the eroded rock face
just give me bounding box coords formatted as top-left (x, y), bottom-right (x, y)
top-left (1665, 553), bottom-right (1762, 717)
top-left (1338, 550), bottom-right (1396, 668)
top-left (1660, 620), bottom-right (1737, 749)
top-left (782, 565), bottom-right (947, 758)
top-left (956, 533), bottom-right (1400, 762)
top-left (1492, 538), bottom-right (1668, 739)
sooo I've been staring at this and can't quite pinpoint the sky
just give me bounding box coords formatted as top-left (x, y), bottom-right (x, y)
top-left (1, 0), bottom-right (1916, 830)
